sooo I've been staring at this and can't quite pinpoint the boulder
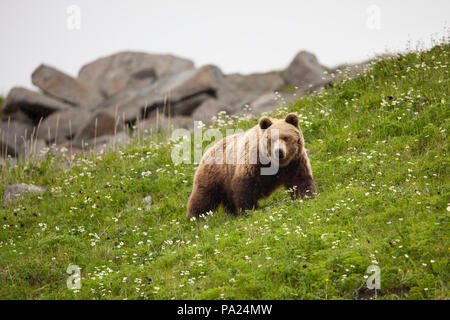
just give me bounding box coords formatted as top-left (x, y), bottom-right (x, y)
top-left (3, 183), bottom-right (46, 202)
top-left (191, 98), bottom-right (229, 123)
top-left (170, 92), bottom-right (214, 116)
top-left (249, 90), bottom-right (303, 115)
top-left (249, 93), bottom-right (278, 115)
top-left (137, 64), bottom-right (222, 109)
top-left (37, 108), bottom-right (91, 144)
top-left (283, 51), bottom-right (330, 89)
top-left (2, 87), bottom-right (72, 123)
top-left (99, 65), bottom-right (223, 123)
top-left (172, 72), bottom-right (284, 122)
top-left (213, 72), bottom-right (285, 114)
top-left (2, 110), bottom-right (34, 125)
top-left (72, 110), bottom-right (125, 148)
top-left (78, 52), bottom-right (195, 97)
top-left (0, 121), bottom-right (34, 157)
top-left (32, 64), bottom-right (103, 107)
top-left (224, 72), bottom-right (284, 94)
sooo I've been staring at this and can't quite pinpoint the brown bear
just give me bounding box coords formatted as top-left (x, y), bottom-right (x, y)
top-left (186, 113), bottom-right (316, 219)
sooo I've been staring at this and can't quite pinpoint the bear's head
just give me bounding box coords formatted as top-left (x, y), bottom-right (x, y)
top-left (259, 113), bottom-right (305, 168)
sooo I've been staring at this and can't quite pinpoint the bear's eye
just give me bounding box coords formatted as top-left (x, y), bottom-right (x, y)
top-left (281, 137), bottom-right (289, 142)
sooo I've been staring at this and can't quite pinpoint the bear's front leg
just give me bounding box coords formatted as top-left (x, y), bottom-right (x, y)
top-left (231, 178), bottom-right (259, 214)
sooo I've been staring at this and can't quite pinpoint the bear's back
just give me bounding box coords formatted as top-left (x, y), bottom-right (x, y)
top-left (201, 125), bottom-right (261, 166)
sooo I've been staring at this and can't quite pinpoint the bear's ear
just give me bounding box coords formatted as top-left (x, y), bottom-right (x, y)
top-left (285, 113), bottom-right (299, 128)
top-left (259, 116), bottom-right (272, 130)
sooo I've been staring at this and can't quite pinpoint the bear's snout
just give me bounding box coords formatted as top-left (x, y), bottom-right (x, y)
top-left (275, 148), bottom-right (285, 159)
top-left (305, 183), bottom-right (317, 197)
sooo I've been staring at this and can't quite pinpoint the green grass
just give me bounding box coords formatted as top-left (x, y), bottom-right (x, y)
top-left (0, 44), bottom-right (449, 300)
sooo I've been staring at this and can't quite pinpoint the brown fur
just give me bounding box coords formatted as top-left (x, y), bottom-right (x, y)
top-left (186, 113), bottom-right (316, 219)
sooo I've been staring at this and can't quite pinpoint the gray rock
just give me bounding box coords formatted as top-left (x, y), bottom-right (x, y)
top-left (283, 51), bottom-right (330, 89)
top-left (249, 90), bottom-right (304, 115)
top-left (3, 183), bottom-right (46, 202)
top-left (224, 72), bottom-right (285, 94)
top-left (37, 108), bottom-right (92, 144)
top-left (2, 87), bottom-right (72, 123)
top-left (191, 98), bottom-right (229, 123)
top-left (170, 92), bottom-right (214, 116)
top-left (214, 72), bottom-right (285, 114)
top-left (32, 64), bottom-right (104, 108)
top-left (0, 121), bottom-right (34, 157)
top-left (78, 52), bottom-right (195, 97)
top-left (249, 93), bottom-right (278, 115)
top-left (2, 110), bottom-right (34, 125)
top-left (72, 109), bottom-right (125, 148)
top-left (172, 72), bottom-right (284, 121)
top-left (99, 65), bottom-right (223, 123)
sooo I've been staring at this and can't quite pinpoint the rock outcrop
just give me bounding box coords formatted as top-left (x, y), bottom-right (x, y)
top-left (0, 49), bottom-right (344, 163)
top-left (2, 87), bottom-right (72, 123)
top-left (0, 121), bottom-right (34, 157)
top-left (72, 109), bottom-right (125, 148)
top-left (283, 51), bottom-right (330, 90)
top-left (32, 64), bottom-right (104, 107)
top-left (78, 52), bottom-right (195, 97)
top-left (98, 64), bottom-right (223, 122)
top-left (37, 108), bottom-right (92, 144)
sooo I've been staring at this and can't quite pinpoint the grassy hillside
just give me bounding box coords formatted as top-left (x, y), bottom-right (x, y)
top-left (0, 44), bottom-right (448, 300)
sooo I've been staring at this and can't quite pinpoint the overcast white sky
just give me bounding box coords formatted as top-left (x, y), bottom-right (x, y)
top-left (0, 0), bottom-right (448, 94)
